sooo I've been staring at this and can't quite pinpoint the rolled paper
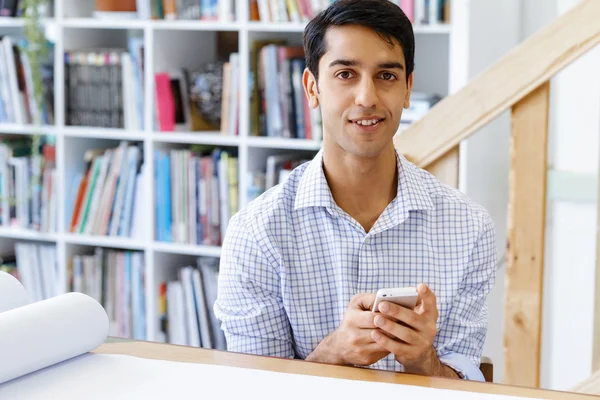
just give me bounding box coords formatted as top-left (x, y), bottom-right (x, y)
top-left (0, 271), bottom-right (29, 314)
top-left (0, 292), bottom-right (109, 385)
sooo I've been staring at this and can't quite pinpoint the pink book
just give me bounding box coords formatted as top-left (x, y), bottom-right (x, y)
top-left (400, 0), bottom-right (414, 23)
top-left (154, 73), bottom-right (175, 132)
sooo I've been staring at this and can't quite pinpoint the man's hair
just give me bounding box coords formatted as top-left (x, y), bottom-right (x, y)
top-left (303, 0), bottom-right (415, 84)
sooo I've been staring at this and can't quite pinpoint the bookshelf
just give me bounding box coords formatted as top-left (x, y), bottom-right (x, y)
top-left (0, 0), bottom-right (476, 345)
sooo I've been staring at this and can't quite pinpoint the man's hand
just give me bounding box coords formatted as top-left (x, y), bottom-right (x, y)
top-left (370, 283), bottom-right (460, 378)
top-left (306, 293), bottom-right (390, 366)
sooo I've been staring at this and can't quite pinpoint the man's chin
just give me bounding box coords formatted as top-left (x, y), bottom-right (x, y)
top-left (342, 142), bottom-right (393, 160)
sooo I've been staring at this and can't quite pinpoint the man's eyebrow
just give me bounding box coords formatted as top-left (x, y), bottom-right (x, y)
top-left (327, 59), bottom-right (405, 70)
top-left (377, 62), bottom-right (404, 70)
top-left (328, 59), bottom-right (360, 68)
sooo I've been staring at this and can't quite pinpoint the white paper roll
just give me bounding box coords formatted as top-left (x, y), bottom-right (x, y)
top-left (0, 292), bottom-right (109, 385)
top-left (0, 271), bottom-right (29, 314)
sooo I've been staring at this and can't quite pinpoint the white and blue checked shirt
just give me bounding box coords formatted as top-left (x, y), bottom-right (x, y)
top-left (215, 150), bottom-right (497, 381)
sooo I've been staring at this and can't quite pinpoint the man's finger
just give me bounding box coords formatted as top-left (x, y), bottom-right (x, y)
top-left (374, 314), bottom-right (424, 345)
top-left (377, 301), bottom-right (426, 332)
top-left (415, 283), bottom-right (438, 319)
top-left (371, 329), bottom-right (406, 356)
top-left (349, 293), bottom-right (377, 311)
top-left (350, 308), bottom-right (379, 329)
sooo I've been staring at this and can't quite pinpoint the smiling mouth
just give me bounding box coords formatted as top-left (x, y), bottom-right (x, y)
top-left (349, 118), bottom-right (385, 127)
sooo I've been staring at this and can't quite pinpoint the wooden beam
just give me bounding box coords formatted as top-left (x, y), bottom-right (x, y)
top-left (424, 146), bottom-right (459, 189)
top-left (504, 81), bottom-right (550, 387)
top-left (394, 0), bottom-right (600, 169)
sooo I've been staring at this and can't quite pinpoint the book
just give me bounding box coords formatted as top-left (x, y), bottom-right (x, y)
top-left (69, 143), bottom-right (143, 238)
top-left (67, 249), bottom-right (146, 340)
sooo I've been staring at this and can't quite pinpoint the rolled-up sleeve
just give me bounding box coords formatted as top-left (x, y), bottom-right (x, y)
top-left (213, 213), bottom-right (294, 358)
top-left (434, 214), bottom-right (497, 381)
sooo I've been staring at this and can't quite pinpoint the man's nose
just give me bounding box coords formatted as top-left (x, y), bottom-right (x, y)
top-left (354, 78), bottom-right (379, 108)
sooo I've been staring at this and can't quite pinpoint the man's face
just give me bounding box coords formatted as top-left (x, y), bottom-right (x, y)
top-left (304, 24), bottom-right (412, 160)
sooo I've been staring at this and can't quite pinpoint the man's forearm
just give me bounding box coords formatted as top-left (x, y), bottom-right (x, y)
top-left (435, 362), bottom-right (462, 379)
top-left (305, 334), bottom-right (344, 365)
top-left (403, 347), bottom-right (461, 379)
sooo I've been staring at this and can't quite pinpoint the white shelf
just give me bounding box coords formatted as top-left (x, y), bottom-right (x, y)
top-left (152, 20), bottom-right (241, 31)
top-left (61, 127), bottom-right (146, 141)
top-left (61, 18), bottom-right (242, 31)
top-left (63, 233), bottom-right (146, 250)
top-left (61, 18), bottom-right (148, 30)
top-left (29, 18), bottom-right (451, 35)
top-left (152, 132), bottom-right (240, 146)
top-left (247, 136), bottom-right (322, 150)
top-left (0, 227), bottom-right (59, 242)
top-left (0, 124), bottom-right (57, 135)
top-left (0, 17), bottom-right (24, 28)
top-left (413, 23), bottom-right (452, 34)
top-left (246, 21), bottom-right (306, 32)
top-left (153, 241), bottom-right (222, 258)
top-left (245, 21), bottom-right (451, 35)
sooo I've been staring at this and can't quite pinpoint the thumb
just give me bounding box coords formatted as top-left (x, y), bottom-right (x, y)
top-left (415, 283), bottom-right (438, 318)
top-left (350, 293), bottom-right (377, 311)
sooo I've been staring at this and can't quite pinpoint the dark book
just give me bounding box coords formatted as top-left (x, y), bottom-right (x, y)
top-left (0, 0), bottom-right (19, 17)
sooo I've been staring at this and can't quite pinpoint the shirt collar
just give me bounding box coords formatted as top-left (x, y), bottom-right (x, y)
top-left (294, 150), bottom-right (337, 211)
top-left (294, 149), bottom-right (435, 218)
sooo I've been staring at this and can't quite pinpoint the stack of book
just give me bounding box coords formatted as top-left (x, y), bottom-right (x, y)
top-left (249, 0), bottom-right (328, 22)
top-left (0, 137), bottom-right (57, 232)
top-left (247, 153), bottom-right (312, 203)
top-left (135, 0), bottom-right (236, 22)
top-left (0, 36), bottom-right (55, 125)
top-left (249, 0), bottom-right (451, 24)
top-left (68, 141), bottom-right (144, 239)
top-left (64, 36), bottom-right (144, 130)
top-left (69, 248), bottom-right (146, 340)
top-left (251, 43), bottom-right (322, 140)
top-left (154, 146), bottom-right (237, 246)
top-left (157, 256), bottom-right (226, 350)
top-left (14, 242), bottom-right (59, 302)
top-left (154, 52), bottom-right (239, 135)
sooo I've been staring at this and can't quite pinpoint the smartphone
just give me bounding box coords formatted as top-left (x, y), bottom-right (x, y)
top-left (372, 287), bottom-right (418, 312)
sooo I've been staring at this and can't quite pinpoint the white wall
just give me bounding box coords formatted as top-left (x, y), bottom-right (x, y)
top-left (459, 0), bottom-right (520, 384)
top-left (466, 0), bottom-right (600, 390)
top-left (539, 0), bottom-right (600, 390)
top-left (461, 0), bottom-right (600, 389)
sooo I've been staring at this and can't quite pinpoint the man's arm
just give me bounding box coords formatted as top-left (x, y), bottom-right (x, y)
top-left (434, 214), bottom-right (497, 381)
top-left (213, 214), bottom-right (295, 358)
top-left (372, 214), bottom-right (496, 380)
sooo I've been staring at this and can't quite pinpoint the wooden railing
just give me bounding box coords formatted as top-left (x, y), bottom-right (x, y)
top-left (394, 0), bottom-right (600, 388)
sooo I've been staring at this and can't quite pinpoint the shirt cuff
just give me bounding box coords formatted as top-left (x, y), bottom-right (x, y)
top-left (438, 352), bottom-right (485, 382)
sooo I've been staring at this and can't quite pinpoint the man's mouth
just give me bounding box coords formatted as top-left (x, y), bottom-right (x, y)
top-left (349, 117), bottom-right (385, 127)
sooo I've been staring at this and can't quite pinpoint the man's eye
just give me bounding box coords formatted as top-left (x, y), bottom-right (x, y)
top-left (380, 72), bottom-right (397, 81)
top-left (337, 71), bottom-right (352, 79)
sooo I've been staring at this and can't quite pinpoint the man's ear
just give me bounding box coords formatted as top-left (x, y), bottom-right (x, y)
top-left (403, 73), bottom-right (413, 109)
top-left (303, 68), bottom-right (319, 109)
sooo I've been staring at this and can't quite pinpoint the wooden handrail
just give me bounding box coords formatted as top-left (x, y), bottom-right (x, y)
top-left (394, 0), bottom-right (600, 168)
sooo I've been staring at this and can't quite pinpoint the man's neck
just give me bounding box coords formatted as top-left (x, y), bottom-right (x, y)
top-left (322, 144), bottom-right (398, 233)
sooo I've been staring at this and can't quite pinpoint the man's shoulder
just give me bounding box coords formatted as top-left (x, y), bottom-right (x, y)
top-left (232, 161), bottom-right (309, 229)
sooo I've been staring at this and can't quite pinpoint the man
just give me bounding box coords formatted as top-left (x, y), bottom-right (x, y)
top-left (214, 0), bottom-right (497, 381)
